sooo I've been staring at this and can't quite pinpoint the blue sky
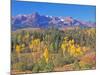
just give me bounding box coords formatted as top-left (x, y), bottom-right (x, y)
top-left (12, 0), bottom-right (96, 22)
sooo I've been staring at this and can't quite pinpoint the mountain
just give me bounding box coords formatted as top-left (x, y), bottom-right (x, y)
top-left (12, 12), bottom-right (96, 31)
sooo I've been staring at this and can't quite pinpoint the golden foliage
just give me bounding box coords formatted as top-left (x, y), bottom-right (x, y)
top-left (29, 43), bottom-right (33, 50)
top-left (29, 39), bottom-right (41, 52)
top-left (43, 47), bottom-right (49, 63)
top-left (61, 37), bottom-right (83, 57)
top-left (21, 43), bottom-right (25, 50)
top-left (32, 39), bottom-right (40, 46)
top-left (16, 44), bottom-right (21, 54)
top-left (61, 42), bottom-right (67, 55)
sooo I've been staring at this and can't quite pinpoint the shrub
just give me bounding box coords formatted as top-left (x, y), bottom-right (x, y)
top-left (32, 58), bottom-right (54, 72)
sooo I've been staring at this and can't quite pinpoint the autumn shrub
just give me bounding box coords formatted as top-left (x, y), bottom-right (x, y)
top-left (43, 46), bottom-right (49, 63)
top-left (32, 58), bottom-right (54, 72)
top-left (12, 53), bottom-right (34, 71)
top-left (53, 53), bottom-right (65, 67)
top-left (79, 52), bottom-right (96, 70)
top-left (12, 62), bottom-right (28, 71)
top-left (73, 60), bottom-right (81, 70)
top-left (79, 62), bottom-right (93, 70)
top-left (32, 63), bottom-right (40, 73)
top-left (52, 52), bottom-right (75, 67)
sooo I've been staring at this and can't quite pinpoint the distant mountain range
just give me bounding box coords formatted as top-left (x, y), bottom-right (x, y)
top-left (12, 12), bottom-right (96, 31)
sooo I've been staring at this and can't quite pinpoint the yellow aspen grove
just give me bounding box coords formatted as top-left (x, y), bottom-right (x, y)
top-left (31, 39), bottom-right (40, 51)
top-left (32, 39), bottom-right (40, 46)
top-left (15, 44), bottom-right (21, 61)
top-left (69, 44), bottom-right (83, 57)
top-left (61, 42), bottom-right (67, 56)
top-left (21, 43), bottom-right (25, 50)
top-left (29, 43), bottom-right (34, 52)
top-left (61, 37), bottom-right (68, 56)
top-left (69, 44), bottom-right (76, 56)
top-left (68, 39), bottom-right (74, 46)
top-left (43, 47), bottom-right (49, 63)
top-left (16, 44), bottom-right (21, 54)
top-left (75, 46), bottom-right (83, 56)
top-left (61, 37), bottom-right (83, 57)
top-left (29, 43), bottom-right (33, 49)
top-left (71, 39), bottom-right (74, 44)
top-left (35, 39), bottom-right (40, 46)
top-left (32, 39), bottom-right (36, 45)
